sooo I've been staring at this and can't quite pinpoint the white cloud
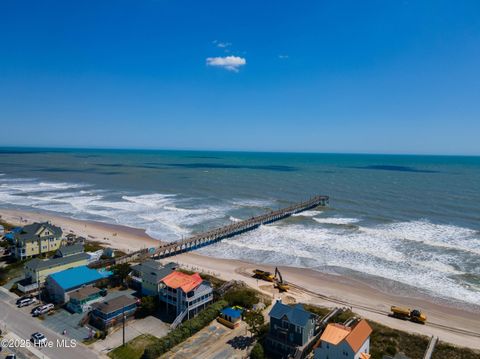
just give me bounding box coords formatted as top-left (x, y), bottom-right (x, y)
top-left (206, 56), bottom-right (246, 72)
top-left (278, 54), bottom-right (289, 59)
top-left (212, 40), bottom-right (232, 48)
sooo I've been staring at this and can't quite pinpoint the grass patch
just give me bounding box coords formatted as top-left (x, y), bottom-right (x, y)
top-left (108, 334), bottom-right (158, 359)
top-left (369, 321), bottom-right (428, 359)
top-left (432, 342), bottom-right (480, 359)
top-left (84, 241), bottom-right (105, 252)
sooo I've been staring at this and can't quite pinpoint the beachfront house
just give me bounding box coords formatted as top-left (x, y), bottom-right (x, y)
top-left (130, 260), bottom-right (176, 295)
top-left (45, 265), bottom-right (111, 303)
top-left (314, 319), bottom-right (372, 359)
top-left (55, 243), bottom-right (84, 257)
top-left (12, 222), bottom-right (63, 259)
top-left (265, 300), bottom-right (319, 358)
top-left (67, 286), bottom-right (103, 313)
top-left (20, 251), bottom-right (89, 293)
top-left (159, 271), bottom-right (213, 326)
top-left (90, 295), bottom-right (137, 330)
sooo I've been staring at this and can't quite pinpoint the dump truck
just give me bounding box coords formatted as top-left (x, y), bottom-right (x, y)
top-left (390, 306), bottom-right (427, 324)
top-left (253, 269), bottom-right (274, 282)
top-left (274, 267), bottom-right (289, 292)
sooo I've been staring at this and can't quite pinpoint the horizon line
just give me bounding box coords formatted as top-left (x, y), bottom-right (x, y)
top-left (0, 145), bottom-right (479, 158)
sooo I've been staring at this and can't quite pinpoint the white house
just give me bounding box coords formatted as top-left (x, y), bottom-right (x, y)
top-left (314, 319), bottom-right (372, 359)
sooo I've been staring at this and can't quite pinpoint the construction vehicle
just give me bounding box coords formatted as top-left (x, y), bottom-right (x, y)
top-left (274, 267), bottom-right (289, 292)
top-left (253, 269), bottom-right (275, 282)
top-left (390, 306), bottom-right (427, 324)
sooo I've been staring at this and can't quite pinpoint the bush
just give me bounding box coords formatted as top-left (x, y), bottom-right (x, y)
top-left (224, 288), bottom-right (259, 309)
top-left (250, 342), bottom-right (264, 359)
top-left (142, 300), bottom-right (227, 359)
top-left (135, 296), bottom-right (158, 318)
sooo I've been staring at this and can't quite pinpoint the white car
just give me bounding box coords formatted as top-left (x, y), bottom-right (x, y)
top-left (30, 332), bottom-right (47, 346)
top-left (17, 297), bottom-right (37, 307)
top-left (32, 303), bottom-right (54, 316)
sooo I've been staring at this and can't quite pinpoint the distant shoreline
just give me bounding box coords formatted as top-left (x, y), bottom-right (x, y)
top-left (1, 146), bottom-right (479, 158)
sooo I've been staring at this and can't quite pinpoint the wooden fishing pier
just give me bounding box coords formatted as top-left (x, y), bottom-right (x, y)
top-left (90, 195), bottom-right (329, 268)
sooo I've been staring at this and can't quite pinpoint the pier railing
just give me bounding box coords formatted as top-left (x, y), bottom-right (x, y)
top-left (89, 195), bottom-right (328, 268)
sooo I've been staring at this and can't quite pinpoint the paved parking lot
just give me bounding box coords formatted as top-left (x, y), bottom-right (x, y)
top-left (41, 309), bottom-right (91, 341)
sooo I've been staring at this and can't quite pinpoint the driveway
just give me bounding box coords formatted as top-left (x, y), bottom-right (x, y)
top-left (91, 315), bottom-right (169, 354)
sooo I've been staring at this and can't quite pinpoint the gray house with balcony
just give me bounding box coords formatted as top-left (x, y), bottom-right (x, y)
top-left (265, 300), bottom-right (319, 358)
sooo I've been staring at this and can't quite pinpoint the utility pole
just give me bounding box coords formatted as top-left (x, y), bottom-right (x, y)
top-left (122, 305), bottom-right (126, 346)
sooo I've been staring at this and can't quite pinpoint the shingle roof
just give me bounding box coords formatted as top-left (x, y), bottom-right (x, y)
top-left (161, 271), bottom-right (203, 293)
top-left (55, 244), bottom-right (84, 257)
top-left (15, 222), bottom-right (62, 243)
top-left (26, 252), bottom-right (89, 271)
top-left (132, 261), bottom-right (176, 283)
top-left (269, 301), bottom-right (316, 327)
top-left (92, 295), bottom-right (137, 314)
top-left (49, 266), bottom-right (111, 291)
top-left (345, 319), bottom-right (372, 353)
top-left (68, 286), bottom-right (101, 301)
top-left (319, 319), bottom-right (372, 353)
top-left (320, 323), bottom-right (351, 345)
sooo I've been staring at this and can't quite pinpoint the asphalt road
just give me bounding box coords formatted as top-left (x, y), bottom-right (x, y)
top-left (0, 290), bottom-right (101, 359)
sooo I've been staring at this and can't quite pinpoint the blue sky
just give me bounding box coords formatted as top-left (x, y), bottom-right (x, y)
top-left (1, 1), bottom-right (479, 155)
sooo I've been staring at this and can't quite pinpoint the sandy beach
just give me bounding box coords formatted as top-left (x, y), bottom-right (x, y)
top-left (1, 208), bottom-right (479, 349)
top-left (0, 208), bottom-right (160, 253)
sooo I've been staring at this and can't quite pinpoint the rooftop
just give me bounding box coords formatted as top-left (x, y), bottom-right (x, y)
top-left (55, 243), bottom-right (84, 258)
top-left (132, 260), bottom-right (176, 283)
top-left (269, 300), bottom-right (316, 327)
top-left (161, 271), bottom-right (203, 293)
top-left (68, 286), bottom-right (101, 301)
top-left (93, 295), bottom-right (137, 314)
top-left (221, 307), bottom-right (243, 319)
top-left (49, 266), bottom-right (111, 291)
top-left (320, 319), bottom-right (372, 353)
top-left (15, 222), bottom-right (62, 243)
top-left (26, 252), bottom-right (89, 271)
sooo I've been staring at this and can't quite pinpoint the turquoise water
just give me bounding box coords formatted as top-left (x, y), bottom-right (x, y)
top-left (0, 148), bottom-right (479, 305)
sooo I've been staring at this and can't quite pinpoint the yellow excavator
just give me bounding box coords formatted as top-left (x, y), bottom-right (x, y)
top-left (274, 267), bottom-right (289, 292)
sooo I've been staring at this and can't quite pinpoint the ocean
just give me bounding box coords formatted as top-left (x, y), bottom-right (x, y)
top-left (0, 148), bottom-right (479, 306)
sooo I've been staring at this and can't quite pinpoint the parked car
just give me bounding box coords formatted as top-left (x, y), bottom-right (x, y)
top-left (30, 332), bottom-right (47, 346)
top-left (32, 303), bottom-right (54, 317)
top-left (6, 354), bottom-right (16, 359)
top-left (17, 297), bottom-right (37, 307)
top-left (16, 295), bottom-right (33, 305)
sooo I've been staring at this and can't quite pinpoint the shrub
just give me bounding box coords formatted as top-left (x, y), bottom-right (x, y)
top-left (224, 288), bottom-right (259, 309)
top-left (250, 342), bottom-right (264, 359)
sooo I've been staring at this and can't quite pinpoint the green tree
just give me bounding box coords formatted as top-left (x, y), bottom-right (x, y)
top-left (243, 310), bottom-right (265, 337)
top-left (112, 263), bottom-right (131, 286)
top-left (250, 342), bottom-right (264, 359)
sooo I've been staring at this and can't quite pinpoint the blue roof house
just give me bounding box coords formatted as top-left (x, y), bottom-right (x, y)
top-left (45, 265), bottom-right (111, 303)
top-left (265, 300), bottom-right (319, 358)
top-left (218, 307), bottom-right (243, 328)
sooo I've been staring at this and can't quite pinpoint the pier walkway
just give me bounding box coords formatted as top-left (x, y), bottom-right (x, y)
top-left (91, 195), bottom-right (328, 268)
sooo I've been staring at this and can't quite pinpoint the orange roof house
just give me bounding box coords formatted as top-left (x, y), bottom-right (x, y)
top-left (314, 319), bottom-right (372, 359)
top-left (161, 271), bottom-right (203, 292)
